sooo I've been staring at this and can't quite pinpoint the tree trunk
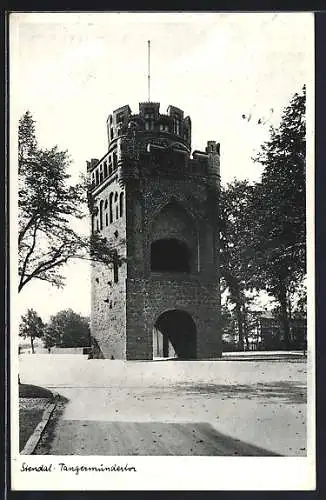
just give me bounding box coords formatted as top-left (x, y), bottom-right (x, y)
top-left (30, 335), bottom-right (35, 354)
top-left (278, 284), bottom-right (291, 349)
top-left (235, 303), bottom-right (244, 350)
top-left (242, 306), bottom-right (250, 351)
top-left (288, 295), bottom-right (293, 346)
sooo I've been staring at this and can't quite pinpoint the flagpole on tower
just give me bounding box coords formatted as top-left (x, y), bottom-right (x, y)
top-left (148, 40), bottom-right (151, 102)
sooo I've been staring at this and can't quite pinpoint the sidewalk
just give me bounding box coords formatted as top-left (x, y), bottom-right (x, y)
top-left (19, 384), bottom-right (55, 453)
top-left (221, 350), bottom-right (306, 360)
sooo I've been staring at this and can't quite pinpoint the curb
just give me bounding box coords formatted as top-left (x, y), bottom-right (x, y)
top-left (21, 391), bottom-right (59, 455)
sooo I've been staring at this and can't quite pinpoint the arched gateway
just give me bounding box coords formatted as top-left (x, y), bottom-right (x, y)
top-left (153, 310), bottom-right (197, 359)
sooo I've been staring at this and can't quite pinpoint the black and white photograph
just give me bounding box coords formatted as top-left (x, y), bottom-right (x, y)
top-left (10, 12), bottom-right (315, 490)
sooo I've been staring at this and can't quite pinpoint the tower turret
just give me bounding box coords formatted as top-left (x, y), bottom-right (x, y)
top-left (206, 140), bottom-right (221, 186)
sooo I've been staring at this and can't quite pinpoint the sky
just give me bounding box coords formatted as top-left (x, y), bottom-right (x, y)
top-left (10, 12), bottom-right (314, 321)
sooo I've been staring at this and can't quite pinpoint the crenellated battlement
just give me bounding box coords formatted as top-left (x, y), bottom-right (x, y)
top-left (88, 102), bottom-right (219, 192)
top-left (105, 102), bottom-right (191, 151)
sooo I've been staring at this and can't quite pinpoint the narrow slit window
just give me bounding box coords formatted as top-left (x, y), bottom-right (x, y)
top-left (104, 199), bottom-right (108, 226)
top-left (114, 192), bottom-right (119, 220)
top-left (109, 192), bottom-right (114, 223)
top-left (119, 192), bottom-right (124, 218)
top-left (113, 251), bottom-right (119, 283)
top-left (99, 200), bottom-right (104, 230)
top-left (113, 152), bottom-right (117, 170)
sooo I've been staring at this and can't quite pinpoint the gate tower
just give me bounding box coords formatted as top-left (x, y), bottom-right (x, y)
top-left (87, 101), bottom-right (221, 359)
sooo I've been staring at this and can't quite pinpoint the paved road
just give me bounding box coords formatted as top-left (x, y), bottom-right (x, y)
top-left (43, 420), bottom-right (280, 456)
top-left (19, 355), bottom-right (307, 456)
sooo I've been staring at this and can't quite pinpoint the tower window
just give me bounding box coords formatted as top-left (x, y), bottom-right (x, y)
top-left (115, 192), bottom-right (119, 219)
top-left (174, 119), bottom-right (180, 135)
top-left (113, 152), bottom-right (117, 170)
top-left (151, 239), bottom-right (191, 273)
top-left (99, 200), bottom-right (104, 230)
top-left (113, 250), bottom-right (119, 283)
top-left (109, 192), bottom-right (114, 223)
top-left (119, 192), bottom-right (124, 218)
top-left (145, 119), bottom-right (154, 131)
top-left (109, 117), bottom-right (114, 141)
top-left (104, 200), bottom-right (108, 226)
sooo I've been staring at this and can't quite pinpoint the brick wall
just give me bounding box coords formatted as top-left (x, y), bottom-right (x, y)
top-left (90, 176), bottom-right (127, 359)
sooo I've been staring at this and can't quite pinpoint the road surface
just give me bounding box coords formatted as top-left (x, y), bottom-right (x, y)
top-left (19, 354), bottom-right (307, 456)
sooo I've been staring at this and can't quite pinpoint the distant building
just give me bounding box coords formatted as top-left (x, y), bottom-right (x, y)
top-left (255, 312), bottom-right (307, 350)
top-left (87, 102), bottom-right (221, 360)
top-left (221, 310), bottom-right (307, 351)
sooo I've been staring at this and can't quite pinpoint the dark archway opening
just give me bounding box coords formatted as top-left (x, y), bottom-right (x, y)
top-left (153, 310), bottom-right (197, 360)
top-left (151, 239), bottom-right (191, 273)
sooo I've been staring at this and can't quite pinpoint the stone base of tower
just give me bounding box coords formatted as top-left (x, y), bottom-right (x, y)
top-left (125, 277), bottom-right (222, 361)
top-left (90, 276), bottom-right (222, 360)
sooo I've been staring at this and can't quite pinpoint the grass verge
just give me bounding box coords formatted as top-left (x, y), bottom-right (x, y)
top-left (19, 407), bottom-right (45, 452)
top-left (33, 398), bottom-right (68, 454)
top-left (19, 383), bottom-right (54, 399)
top-left (19, 383), bottom-right (54, 453)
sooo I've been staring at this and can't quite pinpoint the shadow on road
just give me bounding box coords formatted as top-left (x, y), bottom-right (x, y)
top-left (33, 421), bottom-right (282, 456)
top-left (174, 381), bottom-right (307, 404)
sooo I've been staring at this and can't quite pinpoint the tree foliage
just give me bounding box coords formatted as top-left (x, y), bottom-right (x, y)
top-left (47, 309), bottom-right (90, 348)
top-left (18, 111), bottom-right (116, 292)
top-left (43, 324), bottom-right (58, 350)
top-left (18, 111), bottom-right (86, 291)
top-left (220, 179), bottom-right (257, 349)
top-left (251, 86), bottom-right (306, 346)
top-left (19, 308), bottom-right (45, 353)
top-left (220, 87), bottom-right (306, 349)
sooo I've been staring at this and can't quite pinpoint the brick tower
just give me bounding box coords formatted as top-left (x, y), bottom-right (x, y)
top-left (87, 102), bottom-right (221, 360)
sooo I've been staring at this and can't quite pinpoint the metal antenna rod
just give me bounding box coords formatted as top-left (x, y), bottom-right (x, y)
top-left (147, 40), bottom-right (151, 102)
